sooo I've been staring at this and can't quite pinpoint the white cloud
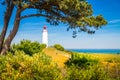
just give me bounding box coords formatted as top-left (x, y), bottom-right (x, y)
top-left (109, 19), bottom-right (120, 24)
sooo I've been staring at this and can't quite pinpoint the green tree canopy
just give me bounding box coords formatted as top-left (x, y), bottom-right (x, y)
top-left (0, 0), bottom-right (107, 55)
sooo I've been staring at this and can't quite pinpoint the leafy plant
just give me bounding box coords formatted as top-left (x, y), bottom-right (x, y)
top-left (65, 53), bottom-right (99, 68)
top-left (54, 44), bottom-right (64, 51)
top-left (0, 51), bottom-right (63, 80)
top-left (40, 44), bottom-right (47, 49)
top-left (10, 40), bottom-right (46, 56)
top-left (66, 65), bottom-right (109, 80)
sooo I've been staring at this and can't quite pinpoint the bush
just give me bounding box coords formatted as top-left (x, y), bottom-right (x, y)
top-left (54, 44), bottom-right (64, 51)
top-left (40, 44), bottom-right (47, 49)
top-left (64, 53), bottom-right (110, 80)
top-left (0, 51), bottom-right (63, 80)
top-left (65, 53), bottom-right (99, 68)
top-left (66, 65), bottom-right (109, 80)
top-left (10, 40), bottom-right (46, 56)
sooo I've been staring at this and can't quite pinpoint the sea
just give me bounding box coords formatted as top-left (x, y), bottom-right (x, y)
top-left (68, 49), bottom-right (120, 54)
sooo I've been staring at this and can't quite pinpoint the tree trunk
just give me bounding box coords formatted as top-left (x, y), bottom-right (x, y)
top-left (0, 9), bottom-right (21, 55)
top-left (0, 4), bottom-right (14, 52)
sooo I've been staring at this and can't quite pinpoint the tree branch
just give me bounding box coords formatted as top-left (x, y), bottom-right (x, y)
top-left (20, 14), bottom-right (53, 20)
top-left (5, 0), bottom-right (9, 3)
top-left (5, 0), bottom-right (10, 6)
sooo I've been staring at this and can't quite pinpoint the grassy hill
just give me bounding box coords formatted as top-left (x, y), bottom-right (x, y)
top-left (43, 48), bottom-right (70, 68)
top-left (43, 48), bottom-right (120, 68)
top-left (43, 48), bottom-right (120, 79)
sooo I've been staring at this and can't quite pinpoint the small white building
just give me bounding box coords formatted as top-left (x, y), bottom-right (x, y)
top-left (42, 25), bottom-right (48, 47)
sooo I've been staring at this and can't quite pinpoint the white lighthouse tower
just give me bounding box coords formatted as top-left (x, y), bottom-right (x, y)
top-left (42, 25), bottom-right (48, 47)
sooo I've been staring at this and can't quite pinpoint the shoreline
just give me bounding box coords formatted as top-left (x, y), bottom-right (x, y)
top-left (67, 49), bottom-right (120, 54)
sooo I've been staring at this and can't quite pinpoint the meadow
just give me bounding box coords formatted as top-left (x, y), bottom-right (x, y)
top-left (88, 53), bottom-right (120, 79)
top-left (44, 47), bottom-right (120, 80)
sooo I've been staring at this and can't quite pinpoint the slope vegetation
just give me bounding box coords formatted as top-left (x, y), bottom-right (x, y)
top-left (43, 48), bottom-right (70, 68)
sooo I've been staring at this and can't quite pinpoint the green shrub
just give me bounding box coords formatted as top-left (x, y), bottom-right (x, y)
top-left (0, 51), bottom-right (63, 80)
top-left (65, 53), bottom-right (99, 68)
top-left (64, 53), bottom-right (110, 80)
top-left (54, 44), bottom-right (64, 51)
top-left (40, 44), bottom-right (47, 49)
top-left (10, 40), bottom-right (46, 56)
top-left (66, 65), bottom-right (109, 80)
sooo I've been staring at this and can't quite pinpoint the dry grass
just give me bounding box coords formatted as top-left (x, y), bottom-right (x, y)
top-left (43, 48), bottom-right (120, 68)
top-left (43, 49), bottom-right (120, 79)
top-left (83, 53), bottom-right (120, 69)
top-left (43, 48), bottom-right (70, 68)
top-left (88, 53), bottom-right (120, 62)
top-left (88, 53), bottom-right (120, 65)
top-left (87, 53), bottom-right (120, 79)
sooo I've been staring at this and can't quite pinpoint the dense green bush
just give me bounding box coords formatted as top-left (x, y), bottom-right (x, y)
top-left (54, 44), bottom-right (64, 51)
top-left (0, 51), bottom-right (63, 80)
top-left (65, 53), bottom-right (109, 80)
top-left (40, 44), bottom-right (47, 49)
top-left (65, 65), bottom-right (109, 80)
top-left (65, 53), bottom-right (99, 68)
top-left (10, 40), bottom-right (46, 56)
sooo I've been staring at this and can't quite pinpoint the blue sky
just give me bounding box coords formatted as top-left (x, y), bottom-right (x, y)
top-left (0, 0), bottom-right (120, 49)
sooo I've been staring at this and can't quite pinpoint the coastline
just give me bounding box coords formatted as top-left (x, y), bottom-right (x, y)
top-left (68, 49), bottom-right (120, 54)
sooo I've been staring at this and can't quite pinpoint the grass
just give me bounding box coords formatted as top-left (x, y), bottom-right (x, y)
top-left (43, 48), bottom-right (120, 79)
top-left (88, 53), bottom-right (120, 69)
top-left (43, 48), bottom-right (120, 68)
top-left (43, 48), bottom-right (70, 68)
top-left (88, 53), bottom-right (120, 63)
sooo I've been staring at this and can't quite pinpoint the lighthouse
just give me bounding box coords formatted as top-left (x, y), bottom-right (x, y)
top-left (42, 25), bottom-right (48, 47)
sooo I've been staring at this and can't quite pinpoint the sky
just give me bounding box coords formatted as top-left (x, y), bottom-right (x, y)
top-left (0, 0), bottom-right (120, 49)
